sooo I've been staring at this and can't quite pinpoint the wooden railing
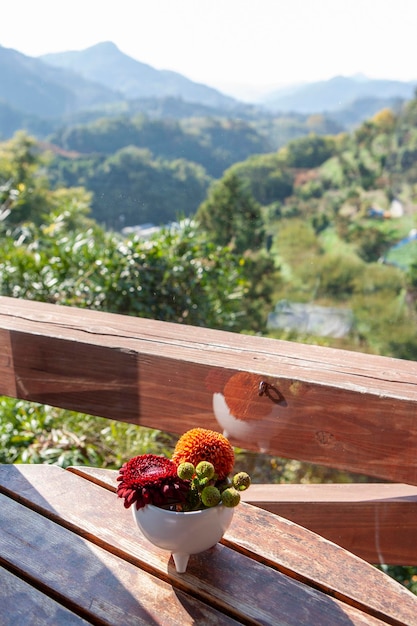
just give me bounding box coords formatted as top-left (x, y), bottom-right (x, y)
top-left (1, 296), bottom-right (416, 564)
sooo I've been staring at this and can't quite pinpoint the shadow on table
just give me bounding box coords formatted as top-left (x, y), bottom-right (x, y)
top-left (0, 464), bottom-right (165, 625)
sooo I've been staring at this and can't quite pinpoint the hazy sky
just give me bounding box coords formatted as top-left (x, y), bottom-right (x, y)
top-left (2, 0), bottom-right (417, 98)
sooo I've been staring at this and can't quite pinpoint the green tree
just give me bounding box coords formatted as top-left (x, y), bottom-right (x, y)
top-left (196, 171), bottom-right (276, 333)
top-left (51, 146), bottom-right (211, 229)
top-left (348, 222), bottom-right (398, 262)
top-left (0, 132), bottom-right (51, 225)
top-left (229, 154), bottom-right (294, 205)
top-left (310, 253), bottom-right (365, 301)
top-left (0, 134), bottom-right (255, 331)
top-left (278, 134), bottom-right (335, 169)
top-left (0, 132), bottom-right (94, 232)
top-left (196, 172), bottom-right (265, 254)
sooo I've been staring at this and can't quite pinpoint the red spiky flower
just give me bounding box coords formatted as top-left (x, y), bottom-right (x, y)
top-left (117, 454), bottom-right (189, 510)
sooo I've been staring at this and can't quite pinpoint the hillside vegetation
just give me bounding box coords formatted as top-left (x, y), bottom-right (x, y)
top-left (2, 93), bottom-right (417, 358)
top-left (2, 82), bottom-right (417, 343)
top-left (4, 42), bottom-right (415, 236)
top-left (192, 98), bottom-right (417, 360)
top-left (231, 101), bottom-right (417, 358)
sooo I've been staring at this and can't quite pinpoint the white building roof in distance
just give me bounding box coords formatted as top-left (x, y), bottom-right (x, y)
top-left (267, 301), bottom-right (353, 338)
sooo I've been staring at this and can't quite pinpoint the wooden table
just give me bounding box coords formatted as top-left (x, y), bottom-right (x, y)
top-left (0, 465), bottom-right (416, 626)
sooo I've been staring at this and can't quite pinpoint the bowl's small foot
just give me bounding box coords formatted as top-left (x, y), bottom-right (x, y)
top-left (172, 552), bottom-right (190, 573)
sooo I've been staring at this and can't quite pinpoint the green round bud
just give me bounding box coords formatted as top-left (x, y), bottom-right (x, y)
top-left (201, 485), bottom-right (221, 508)
top-left (221, 487), bottom-right (241, 508)
top-left (177, 462), bottom-right (195, 480)
top-left (232, 472), bottom-right (251, 491)
top-left (195, 461), bottom-right (215, 480)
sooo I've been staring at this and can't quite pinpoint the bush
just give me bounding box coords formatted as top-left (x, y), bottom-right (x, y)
top-left (0, 397), bottom-right (174, 468)
top-left (312, 253), bottom-right (364, 300)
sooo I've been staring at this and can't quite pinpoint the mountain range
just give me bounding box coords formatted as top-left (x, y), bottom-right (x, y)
top-left (261, 74), bottom-right (416, 113)
top-left (0, 44), bottom-right (120, 118)
top-left (0, 41), bottom-right (416, 141)
top-left (40, 41), bottom-right (237, 110)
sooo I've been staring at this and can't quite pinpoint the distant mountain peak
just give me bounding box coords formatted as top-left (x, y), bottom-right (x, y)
top-left (0, 44), bottom-right (121, 119)
top-left (88, 41), bottom-right (119, 51)
top-left (40, 41), bottom-right (237, 109)
top-left (351, 72), bottom-right (370, 82)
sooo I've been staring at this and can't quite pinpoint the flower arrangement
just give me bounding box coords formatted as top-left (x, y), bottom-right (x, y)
top-left (117, 427), bottom-right (251, 512)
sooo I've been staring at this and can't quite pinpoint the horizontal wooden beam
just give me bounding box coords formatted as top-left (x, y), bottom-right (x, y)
top-left (1, 296), bottom-right (417, 484)
top-left (243, 483), bottom-right (417, 564)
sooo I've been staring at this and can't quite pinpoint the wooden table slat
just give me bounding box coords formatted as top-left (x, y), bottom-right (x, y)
top-left (0, 492), bottom-right (241, 626)
top-left (242, 483), bottom-right (417, 564)
top-left (0, 464), bottom-right (395, 626)
top-left (0, 565), bottom-right (92, 626)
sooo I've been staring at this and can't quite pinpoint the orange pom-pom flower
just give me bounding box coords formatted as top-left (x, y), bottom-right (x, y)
top-left (172, 428), bottom-right (234, 480)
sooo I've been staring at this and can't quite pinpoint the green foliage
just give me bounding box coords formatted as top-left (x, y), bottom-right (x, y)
top-left (347, 221), bottom-right (399, 262)
top-left (278, 134), bottom-right (336, 169)
top-left (228, 153), bottom-right (294, 205)
top-left (0, 218), bottom-right (249, 330)
top-left (0, 132), bottom-right (266, 335)
top-left (50, 114), bottom-right (269, 179)
top-left (268, 223), bottom-right (319, 304)
top-left (0, 132), bottom-right (52, 225)
top-left (0, 396), bottom-right (174, 467)
top-left (386, 237), bottom-right (417, 269)
top-left (50, 146), bottom-right (211, 229)
top-left (268, 210), bottom-right (413, 357)
top-left (0, 132), bottom-right (95, 234)
top-left (196, 171), bottom-right (265, 254)
top-left (377, 566), bottom-right (417, 596)
top-left (195, 171), bottom-right (276, 332)
top-left (237, 251), bottom-right (277, 333)
top-left (407, 260), bottom-right (417, 290)
top-left (312, 253), bottom-right (365, 300)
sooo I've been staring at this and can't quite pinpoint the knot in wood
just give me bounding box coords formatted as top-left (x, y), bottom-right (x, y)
top-left (315, 431), bottom-right (336, 447)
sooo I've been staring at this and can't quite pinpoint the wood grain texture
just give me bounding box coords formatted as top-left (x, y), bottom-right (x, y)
top-left (0, 463), bottom-right (405, 626)
top-left (0, 297), bottom-right (417, 484)
top-left (53, 465), bottom-right (417, 624)
top-left (0, 494), bottom-right (240, 625)
top-left (242, 483), bottom-right (417, 564)
top-left (0, 566), bottom-right (91, 626)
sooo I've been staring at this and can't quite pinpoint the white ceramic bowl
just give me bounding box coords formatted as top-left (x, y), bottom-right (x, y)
top-left (132, 503), bottom-right (234, 573)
